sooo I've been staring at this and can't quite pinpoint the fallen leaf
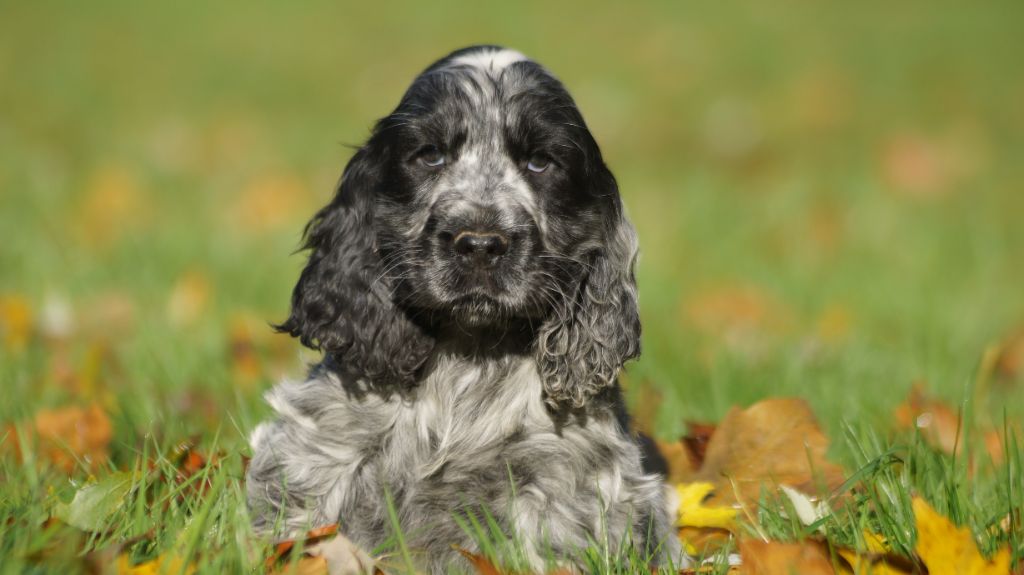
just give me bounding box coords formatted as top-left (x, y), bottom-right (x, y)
top-left (912, 497), bottom-right (1012, 575)
top-left (695, 398), bottom-right (846, 508)
top-left (836, 530), bottom-right (917, 575)
top-left (779, 485), bottom-right (830, 530)
top-left (738, 538), bottom-right (836, 575)
top-left (684, 286), bottom-right (793, 359)
top-left (676, 482), bottom-right (738, 530)
top-left (880, 126), bottom-right (988, 199)
top-left (456, 548), bottom-right (504, 575)
top-left (655, 437), bottom-right (697, 483)
top-left (268, 524), bottom-right (341, 569)
top-left (995, 331), bottom-right (1024, 381)
top-left (55, 471), bottom-right (134, 532)
top-left (117, 551), bottom-right (196, 575)
top-left (683, 421), bottom-right (718, 469)
top-left (647, 421), bottom-right (716, 483)
top-left (893, 384), bottom-right (961, 455)
top-left (269, 556), bottom-right (330, 575)
top-left (0, 293), bottom-right (32, 352)
top-left (678, 526), bottom-right (734, 558)
top-left (16, 403), bottom-right (114, 472)
top-left (229, 313), bottom-right (264, 389)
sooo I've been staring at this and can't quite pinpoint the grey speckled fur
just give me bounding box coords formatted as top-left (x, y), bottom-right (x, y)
top-left (248, 351), bottom-right (677, 572)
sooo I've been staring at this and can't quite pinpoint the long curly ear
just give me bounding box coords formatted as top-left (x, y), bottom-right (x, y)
top-left (276, 147), bottom-right (434, 389)
top-left (536, 180), bottom-right (641, 409)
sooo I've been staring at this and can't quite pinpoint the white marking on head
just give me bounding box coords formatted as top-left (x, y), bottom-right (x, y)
top-left (450, 48), bottom-right (528, 74)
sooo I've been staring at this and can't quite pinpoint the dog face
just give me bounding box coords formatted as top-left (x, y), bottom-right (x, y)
top-left (279, 46), bottom-right (641, 407)
top-left (371, 47), bottom-right (615, 326)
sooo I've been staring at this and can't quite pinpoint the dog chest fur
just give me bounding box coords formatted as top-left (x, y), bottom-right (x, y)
top-left (246, 353), bottom-right (665, 570)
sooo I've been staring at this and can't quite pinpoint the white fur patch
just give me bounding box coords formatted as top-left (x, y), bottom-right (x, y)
top-left (450, 48), bottom-right (528, 73)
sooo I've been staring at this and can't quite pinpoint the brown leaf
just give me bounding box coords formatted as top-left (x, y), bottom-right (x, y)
top-left (738, 538), bottom-right (836, 575)
top-left (268, 556), bottom-right (330, 575)
top-left (893, 384), bottom-right (962, 455)
top-left (695, 398), bottom-right (846, 508)
top-left (11, 404), bottom-right (113, 473)
top-left (995, 331), bottom-right (1024, 381)
top-left (651, 421), bottom-right (718, 484)
top-left (683, 421), bottom-right (718, 469)
top-left (267, 524), bottom-right (341, 570)
top-left (655, 438), bottom-right (698, 483)
top-left (683, 285), bottom-right (793, 360)
top-left (228, 313), bottom-right (264, 389)
top-left (879, 127), bottom-right (986, 200)
top-left (456, 548), bottom-right (505, 575)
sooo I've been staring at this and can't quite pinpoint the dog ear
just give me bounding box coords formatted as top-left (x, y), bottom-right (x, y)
top-left (536, 169), bottom-right (641, 409)
top-left (276, 147), bottom-right (434, 389)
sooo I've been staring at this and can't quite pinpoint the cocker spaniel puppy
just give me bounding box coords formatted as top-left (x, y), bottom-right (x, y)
top-left (246, 45), bottom-right (679, 572)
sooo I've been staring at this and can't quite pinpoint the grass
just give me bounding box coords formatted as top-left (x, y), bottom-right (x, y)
top-left (2, 0), bottom-right (1023, 572)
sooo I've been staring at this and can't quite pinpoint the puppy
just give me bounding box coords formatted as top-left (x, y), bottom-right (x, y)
top-left (246, 45), bottom-right (679, 572)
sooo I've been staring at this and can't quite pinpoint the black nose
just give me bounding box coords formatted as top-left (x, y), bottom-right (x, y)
top-left (452, 231), bottom-right (509, 265)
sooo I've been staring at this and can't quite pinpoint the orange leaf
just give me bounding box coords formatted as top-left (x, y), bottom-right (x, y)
top-left (695, 398), bottom-right (846, 508)
top-left (738, 538), bottom-right (836, 575)
top-left (266, 524), bottom-right (340, 570)
top-left (13, 404), bottom-right (113, 473)
top-left (455, 547), bottom-right (504, 575)
top-left (893, 384), bottom-right (961, 455)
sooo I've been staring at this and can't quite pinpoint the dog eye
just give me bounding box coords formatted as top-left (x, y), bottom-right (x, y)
top-left (417, 146), bottom-right (446, 168)
top-left (526, 154), bottom-right (550, 174)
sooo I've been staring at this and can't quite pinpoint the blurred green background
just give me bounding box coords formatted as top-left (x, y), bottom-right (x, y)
top-left (2, 0), bottom-right (1023, 441)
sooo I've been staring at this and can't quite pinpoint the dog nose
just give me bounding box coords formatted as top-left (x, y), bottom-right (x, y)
top-left (452, 231), bottom-right (509, 264)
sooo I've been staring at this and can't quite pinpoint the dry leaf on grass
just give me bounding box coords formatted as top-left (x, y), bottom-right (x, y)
top-left (676, 482), bottom-right (738, 530)
top-left (995, 330), bottom-right (1024, 382)
top-left (267, 525), bottom-right (376, 575)
top-left (912, 497), bottom-right (1012, 575)
top-left (116, 551), bottom-right (195, 575)
top-left (7, 403), bottom-right (113, 473)
top-left (456, 548), bottom-right (505, 575)
top-left (738, 538), bottom-right (836, 575)
top-left (672, 399), bottom-right (846, 558)
top-left (0, 294), bottom-right (33, 352)
top-left (893, 384), bottom-right (962, 455)
top-left (683, 285), bottom-right (793, 360)
top-left (694, 398), bottom-right (846, 506)
top-left (683, 421), bottom-right (717, 470)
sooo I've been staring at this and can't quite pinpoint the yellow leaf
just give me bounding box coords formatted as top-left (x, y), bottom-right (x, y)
top-left (676, 482), bottom-right (738, 529)
top-left (117, 552), bottom-right (196, 575)
top-left (912, 498), bottom-right (1011, 575)
top-left (0, 294), bottom-right (32, 352)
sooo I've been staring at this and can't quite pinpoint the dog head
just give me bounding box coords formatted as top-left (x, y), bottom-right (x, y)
top-left (279, 46), bottom-right (640, 407)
